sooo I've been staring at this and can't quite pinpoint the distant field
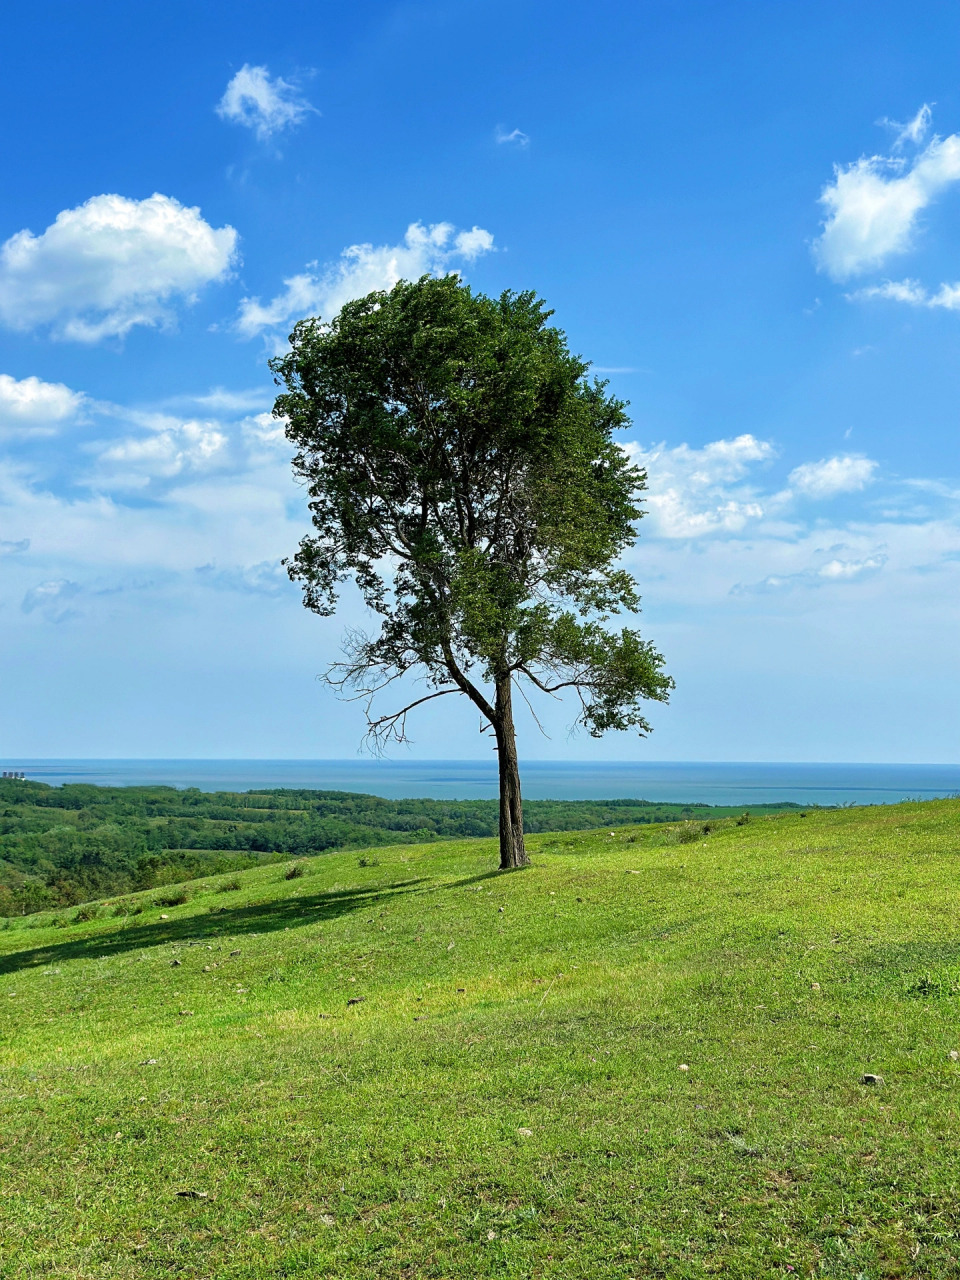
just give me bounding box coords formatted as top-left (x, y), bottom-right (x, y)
top-left (0, 777), bottom-right (795, 914)
top-left (2, 801), bottom-right (960, 1277)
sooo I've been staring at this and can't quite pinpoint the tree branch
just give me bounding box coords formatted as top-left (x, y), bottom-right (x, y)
top-left (364, 688), bottom-right (460, 751)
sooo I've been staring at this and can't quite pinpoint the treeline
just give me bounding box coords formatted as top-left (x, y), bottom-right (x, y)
top-left (0, 778), bottom-right (796, 915)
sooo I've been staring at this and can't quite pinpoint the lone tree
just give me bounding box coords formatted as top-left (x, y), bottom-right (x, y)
top-left (270, 276), bottom-right (673, 870)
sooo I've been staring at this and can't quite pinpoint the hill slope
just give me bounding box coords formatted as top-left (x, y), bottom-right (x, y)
top-left (0, 776), bottom-right (793, 913)
top-left (2, 802), bottom-right (960, 1278)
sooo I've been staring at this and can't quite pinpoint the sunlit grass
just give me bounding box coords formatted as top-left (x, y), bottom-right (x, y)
top-left (3, 802), bottom-right (960, 1277)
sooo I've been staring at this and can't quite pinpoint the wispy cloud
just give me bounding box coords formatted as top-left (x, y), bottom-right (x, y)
top-left (788, 454), bottom-right (877, 499)
top-left (734, 554), bottom-right (888, 595)
top-left (495, 127), bottom-right (529, 147)
top-left (216, 65), bottom-right (316, 141)
top-left (878, 103), bottom-right (933, 151)
top-left (21, 579), bottom-right (81, 623)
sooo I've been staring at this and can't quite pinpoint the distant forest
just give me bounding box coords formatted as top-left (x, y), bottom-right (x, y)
top-left (0, 778), bottom-right (797, 915)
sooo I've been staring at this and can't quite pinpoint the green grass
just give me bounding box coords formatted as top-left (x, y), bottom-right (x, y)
top-left (3, 801), bottom-right (960, 1278)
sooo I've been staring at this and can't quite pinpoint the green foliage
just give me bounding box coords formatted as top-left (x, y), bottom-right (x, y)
top-left (3, 801), bottom-right (960, 1276)
top-left (270, 275), bottom-right (672, 753)
top-left (0, 778), bottom-right (796, 916)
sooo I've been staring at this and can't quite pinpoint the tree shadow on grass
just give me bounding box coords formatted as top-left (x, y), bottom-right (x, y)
top-left (0, 868), bottom-right (506, 976)
top-left (0, 877), bottom-right (434, 975)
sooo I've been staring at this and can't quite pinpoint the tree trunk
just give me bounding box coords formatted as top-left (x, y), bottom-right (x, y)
top-left (494, 672), bottom-right (529, 870)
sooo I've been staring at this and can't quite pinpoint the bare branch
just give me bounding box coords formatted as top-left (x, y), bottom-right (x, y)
top-left (363, 688), bottom-right (460, 752)
top-left (514, 677), bottom-right (552, 740)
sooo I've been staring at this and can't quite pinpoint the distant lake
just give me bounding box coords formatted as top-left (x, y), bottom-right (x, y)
top-left (2, 759), bottom-right (959, 807)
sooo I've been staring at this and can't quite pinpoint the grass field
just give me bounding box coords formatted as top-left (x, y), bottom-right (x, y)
top-left (3, 801), bottom-right (960, 1278)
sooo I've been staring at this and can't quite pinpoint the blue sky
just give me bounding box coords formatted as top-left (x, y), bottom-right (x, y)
top-left (2, 0), bottom-right (960, 762)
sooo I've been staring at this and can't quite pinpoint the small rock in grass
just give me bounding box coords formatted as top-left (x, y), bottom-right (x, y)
top-left (320, 1214), bottom-right (335, 1226)
top-left (861, 1073), bottom-right (884, 1085)
top-left (139, 1059), bottom-right (158, 1066)
top-left (457, 988), bottom-right (465, 993)
top-left (178, 1010), bottom-right (193, 1017)
top-left (810, 982), bottom-right (820, 990)
top-left (487, 1230), bottom-right (497, 1240)
top-left (175, 1189), bottom-right (209, 1199)
top-left (346, 997), bottom-right (364, 1006)
top-left (230, 950), bottom-right (241, 956)
top-left (160, 914), bottom-right (169, 920)
top-left (498, 907), bottom-right (504, 913)
top-left (950, 1050), bottom-right (960, 1062)
top-left (447, 941), bottom-right (455, 950)
top-left (678, 1063), bottom-right (690, 1072)
top-left (170, 960), bottom-right (181, 968)
top-left (517, 1127), bottom-right (533, 1137)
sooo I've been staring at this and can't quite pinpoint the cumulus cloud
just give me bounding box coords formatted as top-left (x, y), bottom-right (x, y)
top-left (0, 374), bottom-right (85, 435)
top-left (628, 434), bottom-right (774, 538)
top-left (495, 127), bottom-right (529, 147)
top-left (813, 122), bottom-right (960, 280)
top-left (0, 194), bottom-right (238, 342)
top-left (216, 64), bottom-right (316, 141)
top-left (236, 221), bottom-right (495, 339)
top-left (788, 454), bottom-right (878, 499)
top-left (93, 418), bottom-right (232, 488)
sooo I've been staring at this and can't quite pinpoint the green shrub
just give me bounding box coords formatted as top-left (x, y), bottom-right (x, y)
top-left (284, 861), bottom-right (307, 880)
top-left (73, 904), bottom-right (99, 923)
top-left (677, 823), bottom-right (701, 844)
top-left (155, 888), bottom-right (190, 907)
top-left (218, 878), bottom-right (242, 893)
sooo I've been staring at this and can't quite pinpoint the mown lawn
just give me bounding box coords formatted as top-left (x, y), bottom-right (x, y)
top-left (2, 801), bottom-right (960, 1278)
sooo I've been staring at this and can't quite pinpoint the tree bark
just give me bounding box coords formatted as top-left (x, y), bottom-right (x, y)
top-left (494, 672), bottom-right (529, 870)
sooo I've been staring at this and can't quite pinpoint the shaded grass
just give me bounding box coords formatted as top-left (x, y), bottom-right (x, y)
top-left (2, 804), bottom-right (960, 1277)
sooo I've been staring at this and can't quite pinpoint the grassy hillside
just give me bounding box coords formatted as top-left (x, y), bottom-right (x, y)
top-left (0, 777), bottom-right (794, 914)
top-left (2, 801), bottom-right (960, 1278)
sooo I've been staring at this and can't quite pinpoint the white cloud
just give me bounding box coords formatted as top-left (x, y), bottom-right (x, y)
top-left (216, 65), bottom-right (315, 141)
top-left (93, 418), bottom-right (232, 489)
top-left (788, 454), bottom-right (877, 499)
top-left (852, 277), bottom-right (960, 310)
top-left (0, 194), bottom-right (238, 342)
top-left (495, 127), bottom-right (529, 147)
top-left (195, 559), bottom-right (290, 595)
top-left (737, 554), bottom-right (888, 595)
top-left (879, 103), bottom-right (933, 150)
top-left (0, 374), bottom-right (85, 434)
top-left (813, 127), bottom-right (960, 280)
top-left (166, 387), bottom-right (273, 414)
top-left (21, 579), bottom-right (81, 623)
top-left (236, 221), bottom-right (495, 339)
top-left (628, 434), bottom-right (774, 538)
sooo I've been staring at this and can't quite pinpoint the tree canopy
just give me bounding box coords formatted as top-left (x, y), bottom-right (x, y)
top-left (270, 275), bottom-right (673, 868)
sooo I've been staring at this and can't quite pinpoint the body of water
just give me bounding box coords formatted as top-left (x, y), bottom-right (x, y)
top-left (2, 759), bottom-right (959, 807)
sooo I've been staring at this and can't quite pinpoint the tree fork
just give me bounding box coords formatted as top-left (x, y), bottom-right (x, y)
top-left (494, 672), bottom-right (528, 870)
